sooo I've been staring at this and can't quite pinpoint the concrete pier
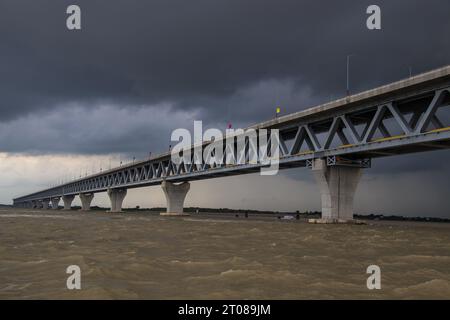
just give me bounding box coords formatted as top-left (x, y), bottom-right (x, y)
top-left (79, 193), bottom-right (94, 211)
top-left (42, 199), bottom-right (49, 210)
top-left (312, 158), bottom-right (361, 223)
top-left (107, 188), bottom-right (127, 212)
top-left (161, 181), bottom-right (190, 216)
top-left (62, 195), bottom-right (75, 210)
top-left (51, 197), bottom-right (60, 210)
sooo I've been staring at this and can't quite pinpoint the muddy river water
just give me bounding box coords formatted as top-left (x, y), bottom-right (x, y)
top-left (1, 208), bottom-right (449, 299)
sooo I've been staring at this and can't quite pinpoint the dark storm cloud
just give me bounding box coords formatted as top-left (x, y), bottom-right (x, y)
top-left (0, 0), bottom-right (449, 164)
top-left (1, 0), bottom-right (449, 117)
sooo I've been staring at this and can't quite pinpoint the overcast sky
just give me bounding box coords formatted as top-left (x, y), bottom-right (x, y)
top-left (1, 0), bottom-right (449, 217)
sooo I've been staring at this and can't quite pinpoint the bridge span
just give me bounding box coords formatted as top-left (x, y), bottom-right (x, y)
top-left (13, 66), bottom-right (450, 222)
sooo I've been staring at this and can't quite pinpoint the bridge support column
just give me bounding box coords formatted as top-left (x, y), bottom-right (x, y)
top-left (51, 197), bottom-right (60, 210)
top-left (32, 200), bottom-right (39, 209)
top-left (79, 193), bottom-right (94, 211)
top-left (161, 181), bottom-right (190, 216)
top-left (62, 195), bottom-right (75, 210)
top-left (42, 200), bottom-right (50, 210)
top-left (107, 188), bottom-right (127, 212)
top-left (311, 158), bottom-right (361, 223)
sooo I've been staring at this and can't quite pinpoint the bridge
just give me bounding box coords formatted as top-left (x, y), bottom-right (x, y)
top-left (13, 66), bottom-right (450, 222)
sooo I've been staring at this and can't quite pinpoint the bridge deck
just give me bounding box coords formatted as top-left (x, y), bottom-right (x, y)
top-left (13, 65), bottom-right (450, 203)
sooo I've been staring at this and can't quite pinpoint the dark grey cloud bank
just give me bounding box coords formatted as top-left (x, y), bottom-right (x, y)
top-left (1, 0), bottom-right (449, 120)
top-left (0, 1), bottom-right (449, 215)
top-left (1, 1), bottom-right (449, 160)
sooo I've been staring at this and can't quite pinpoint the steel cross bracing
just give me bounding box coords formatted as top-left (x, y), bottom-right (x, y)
top-left (13, 83), bottom-right (450, 204)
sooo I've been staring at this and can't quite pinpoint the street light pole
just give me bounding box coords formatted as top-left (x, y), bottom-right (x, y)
top-left (346, 54), bottom-right (353, 96)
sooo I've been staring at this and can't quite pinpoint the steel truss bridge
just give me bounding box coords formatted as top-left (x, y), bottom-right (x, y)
top-left (13, 66), bottom-right (450, 220)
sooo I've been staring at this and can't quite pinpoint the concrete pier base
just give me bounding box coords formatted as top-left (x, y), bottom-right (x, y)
top-left (312, 158), bottom-right (362, 222)
top-left (51, 197), bottom-right (60, 210)
top-left (62, 195), bottom-right (75, 210)
top-left (160, 212), bottom-right (190, 216)
top-left (107, 188), bottom-right (127, 212)
top-left (308, 218), bottom-right (366, 225)
top-left (160, 181), bottom-right (190, 216)
top-left (79, 193), bottom-right (94, 211)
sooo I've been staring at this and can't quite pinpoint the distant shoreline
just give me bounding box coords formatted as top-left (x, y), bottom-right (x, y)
top-left (1, 204), bottom-right (449, 223)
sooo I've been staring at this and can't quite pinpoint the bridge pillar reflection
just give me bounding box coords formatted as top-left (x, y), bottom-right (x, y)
top-left (62, 195), bottom-right (75, 210)
top-left (79, 193), bottom-right (94, 211)
top-left (51, 197), bottom-right (60, 210)
top-left (160, 181), bottom-right (190, 216)
top-left (107, 188), bottom-right (127, 212)
top-left (311, 158), bottom-right (362, 223)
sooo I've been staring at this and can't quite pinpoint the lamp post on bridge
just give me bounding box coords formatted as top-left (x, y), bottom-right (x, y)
top-left (346, 54), bottom-right (355, 96)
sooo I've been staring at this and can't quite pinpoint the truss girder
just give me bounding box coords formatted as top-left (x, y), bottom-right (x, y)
top-left (13, 86), bottom-right (450, 204)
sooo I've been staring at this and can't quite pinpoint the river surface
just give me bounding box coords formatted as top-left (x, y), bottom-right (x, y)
top-left (1, 208), bottom-right (450, 299)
